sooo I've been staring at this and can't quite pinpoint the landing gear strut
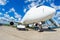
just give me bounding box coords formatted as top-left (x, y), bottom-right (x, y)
top-left (38, 25), bottom-right (43, 32)
top-left (37, 22), bottom-right (44, 32)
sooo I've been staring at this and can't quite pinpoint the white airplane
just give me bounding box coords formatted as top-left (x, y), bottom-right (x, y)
top-left (17, 5), bottom-right (56, 32)
top-left (21, 6), bottom-right (55, 24)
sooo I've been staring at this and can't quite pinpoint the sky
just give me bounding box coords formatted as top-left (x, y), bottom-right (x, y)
top-left (0, 0), bottom-right (60, 24)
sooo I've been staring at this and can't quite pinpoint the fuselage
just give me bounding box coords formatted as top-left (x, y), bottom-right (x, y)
top-left (21, 6), bottom-right (56, 24)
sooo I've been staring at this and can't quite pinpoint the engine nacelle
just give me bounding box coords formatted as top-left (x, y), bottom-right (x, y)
top-left (10, 22), bottom-right (14, 25)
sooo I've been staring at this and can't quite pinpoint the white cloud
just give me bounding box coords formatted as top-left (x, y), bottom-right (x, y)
top-left (37, 0), bottom-right (45, 6)
top-left (10, 8), bottom-right (22, 20)
top-left (27, 1), bottom-right (38, 8)
top-left (55, 11), bottom-right (60, 18)
top-left (10, 8), bottom-right (15, 12)
top-left (51, 3), bottom-right (57, 9)
top-left (24, 0), bottom-right (55, 12)
top-left (4, 13), bottom-right (10, 19)
top-left (0, 8), bottom-right (22, 23)
top-left (5, 12), bottom-right (8, 13)
top-left (57, 6), bottom-right (60, 10)
top-left (30, 2), bottom-right (36, 7)
top-left (28, 5), bottom-right (31, 9)
top-left (14, 12), bottom-right (21, 19)
top-left (8, 16), bottom-right (15, 21)
top-left (0, 12), bottom-right (2, 15)
top-left (45, 0), bottom-right (49, 2)
top-left (1, 17), bottom-right (9, 22)
top-left (14, 12), bottom-right (22, 22)
top-left (57, 17), bottom-right (60, 20)
top-left (4, 8), bottom-right (22, 22)
top-left (0, 0), bottom-right (8, 5)
top-left (45, 0), bottom-right (52, 2)
top-left (50, 3), bottom-right (60, 10)
top-left (56, 11), bottom-right (60, 16)
top-left (2, 8), bottom-right (5, 11)
top-left (18, 18), bottom-right (21, 22)
top-left (24, 8), bottom-right (27, 13)
top-left (38, 0), bottom-right (42, 2)
top-left (45, 0), bottom-right (54, 3)
top-left (25, 0), bottom-right (36, 3)
top-left (14, 19), bottom-right (17, 22)
top-left (3, 13), bottom-right (15, 22)
top-left (1, 17), bottom-right (6, 20)
top-left (8, 8), bottom-right (15, 12)
top-left (10, 17), bottom-right (14, 20)
top-left (24, 0), bottom-right (45, 12)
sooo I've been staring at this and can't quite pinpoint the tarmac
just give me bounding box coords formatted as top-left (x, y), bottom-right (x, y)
top-left (0, 26), bottom-right (60, 40)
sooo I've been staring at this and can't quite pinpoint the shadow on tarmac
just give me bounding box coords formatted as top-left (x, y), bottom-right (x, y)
top-left (43, 28), bottom-right (57, 32)
top-left (0, 24), bottom-right (3, 26)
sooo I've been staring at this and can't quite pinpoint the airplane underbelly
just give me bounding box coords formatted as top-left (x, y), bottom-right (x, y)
top-left (23, 13), bottom-right (54, 24)
top-left (21, 6), bottom-right (56, 24)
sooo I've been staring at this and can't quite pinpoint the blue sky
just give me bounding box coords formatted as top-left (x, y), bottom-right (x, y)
top-left (0, 0), bottom-right (60, 24)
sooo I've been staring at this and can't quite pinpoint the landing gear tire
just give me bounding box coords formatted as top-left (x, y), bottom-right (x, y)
top-left (17, 28), bottom-right (28, 31)
top-left (40, 29), bottom-right (43, 32)
top-left (39, 29), bottom-right (43, 32)
top-left (48, 27), bottom-right (51, 30)
top-left (38, 28), bottom-right (43, 32)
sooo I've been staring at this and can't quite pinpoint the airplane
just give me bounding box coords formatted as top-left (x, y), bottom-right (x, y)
top-left (21, 5), bottom-right (55, 24)
top-left (17, 5), bottom-right (58, 32)
top-left (0, 5), bottom-right (59, 32)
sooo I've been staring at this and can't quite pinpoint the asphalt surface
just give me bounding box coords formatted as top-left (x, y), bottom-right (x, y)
top-left (0, 26), bottom-right (60, 40)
